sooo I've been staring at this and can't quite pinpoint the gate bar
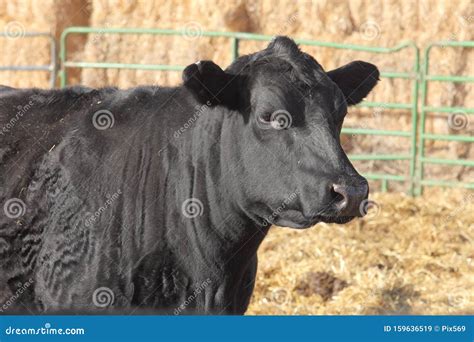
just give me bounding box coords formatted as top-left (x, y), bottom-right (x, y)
top-left (0, 32), bottom-right (57, 88)
top-left (60, 27), bottom-right (420, 193)
top-left (416, 41), bottom-right (474, 194)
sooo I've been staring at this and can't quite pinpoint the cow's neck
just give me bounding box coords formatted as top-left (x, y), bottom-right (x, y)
top-left (167, 97), bottom-right (270, 277)
top-left (172, 134), bottom-right (269, 314)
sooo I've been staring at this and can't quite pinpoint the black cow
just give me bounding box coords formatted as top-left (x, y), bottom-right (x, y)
top-left (0, 36), bottom-right (378, 314)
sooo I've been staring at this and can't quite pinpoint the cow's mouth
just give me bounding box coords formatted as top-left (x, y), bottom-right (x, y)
top-left (271, 213), bottom-right (357, 229)
top-left (314, 215), bottom-right (356, 225)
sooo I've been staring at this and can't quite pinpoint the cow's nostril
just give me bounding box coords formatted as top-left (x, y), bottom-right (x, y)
top-left (331, 184), bottom-right (349, 211)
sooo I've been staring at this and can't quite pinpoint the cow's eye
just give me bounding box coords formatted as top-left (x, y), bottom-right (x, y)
top-left (257, 110), bottom-right (292, 130)
top-left (257, 112), bottom-right (272, 124)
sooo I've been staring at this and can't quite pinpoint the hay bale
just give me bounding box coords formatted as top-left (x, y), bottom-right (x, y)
top-left (1, 0), bottom-right (473, 186)
top-left (78, 0), bottom-right (473, 102)
top-left (2, 0), bottom-right (473, 103)
top-left (78, 0), bottom-right (474, 182)
top-left (0, 0), bottom-right (90, 87)
top-left (0, 0), bottom-right (55, 88)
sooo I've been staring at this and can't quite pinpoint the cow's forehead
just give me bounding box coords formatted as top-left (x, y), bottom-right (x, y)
top-left (229, 50), bottom-right (327, 89)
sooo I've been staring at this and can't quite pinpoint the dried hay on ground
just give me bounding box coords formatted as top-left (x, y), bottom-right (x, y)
top-left (248, 189), bottom-right (474, 315)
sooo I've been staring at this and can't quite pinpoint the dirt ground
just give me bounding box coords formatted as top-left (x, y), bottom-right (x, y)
top-left (248, 189), bottom-right (474, 315)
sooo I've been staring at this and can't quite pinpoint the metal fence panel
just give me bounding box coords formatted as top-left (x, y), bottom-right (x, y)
top-left (6, 28), bottom-right (471, 195)
top-left (0, 32), bottom-right (57, 88)
top-left (416, 41), bottom-right (474, 194)
top-left (59, 27), bottom-right (420, 194)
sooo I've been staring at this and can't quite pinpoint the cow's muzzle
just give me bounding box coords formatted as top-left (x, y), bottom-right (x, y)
top-left (331, 180), bottom-right (369, 217)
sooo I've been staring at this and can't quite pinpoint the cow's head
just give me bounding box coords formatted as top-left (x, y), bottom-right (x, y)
top-left (182, 36), bottom-right (379, 228)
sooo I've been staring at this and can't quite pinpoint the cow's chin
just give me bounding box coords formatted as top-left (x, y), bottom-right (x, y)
top-left (272, 214), bottom-right (356, 229)
top-left (315, 215), bottom-right (356, 225)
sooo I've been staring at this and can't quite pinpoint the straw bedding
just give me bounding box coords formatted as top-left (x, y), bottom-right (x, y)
top-left (1, 1), bottom-right (473, 183)
top-left (248, 189), bottom-right (474, 315)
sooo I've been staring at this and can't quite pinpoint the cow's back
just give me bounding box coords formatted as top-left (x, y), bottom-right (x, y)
top-left (0, 85), bottom-right (185, 312)
top-left (0, 86), bottom-right (105, 309)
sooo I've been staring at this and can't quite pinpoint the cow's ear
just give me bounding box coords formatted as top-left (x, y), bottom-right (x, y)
top-left (182, 60), bottom-right (240, 109)
top-left (327, 61), bottom-right (379, 106)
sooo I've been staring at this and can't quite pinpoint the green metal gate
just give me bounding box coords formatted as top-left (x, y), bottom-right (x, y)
top-left (417, 41), bottom-right (474, 194)
top-left (59, 27), bottom-right (422, 194)
top-left (2, 30), bottom-right (472, 195)
top-left (0, 32), bottom-right (57, 88)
